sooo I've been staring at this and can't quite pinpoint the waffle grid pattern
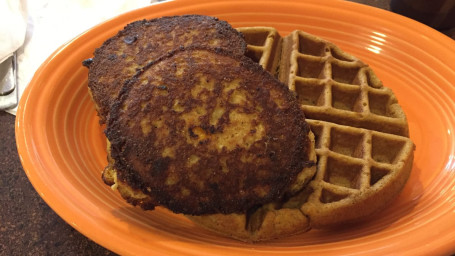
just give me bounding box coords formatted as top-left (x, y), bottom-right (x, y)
top-left (305, 119), bottom-right (414, 204)
top-left (285, 31), bottom-right (409, 137)
top-left (237, 26), bottom-right (415, 229)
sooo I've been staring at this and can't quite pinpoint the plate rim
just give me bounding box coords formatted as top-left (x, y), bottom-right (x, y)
top-left (15, 0), bottom-right (455, 255)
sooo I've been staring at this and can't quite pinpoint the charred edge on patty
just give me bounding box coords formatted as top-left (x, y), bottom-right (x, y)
top-left (84, 15), bottom-right (247, 124)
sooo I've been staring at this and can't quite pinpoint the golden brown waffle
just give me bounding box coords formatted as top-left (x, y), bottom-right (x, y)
top-left (280, 30), bottom-right (409, 137)
top-left (189, 27), bottom-right (414, 239)
top-left (237, 28), bottom-right (409, 136)
top-left (302, 119), bottom-right (414, 228)
top-left (279, 29), bottom-right (415, 227)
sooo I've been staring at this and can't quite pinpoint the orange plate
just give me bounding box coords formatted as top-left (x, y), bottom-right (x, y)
top-left (15, 0), bottom-right (455, 255)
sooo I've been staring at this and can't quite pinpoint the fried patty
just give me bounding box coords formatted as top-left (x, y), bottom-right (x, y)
top-left (85, 15), bottom-right (246, 123)
top-left (105, 47), bottom-right (313, 215)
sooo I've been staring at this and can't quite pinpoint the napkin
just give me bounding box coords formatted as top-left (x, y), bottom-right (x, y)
top-left (0, 0), bottom-right (27, 63)
top-left (4, 0), bottom-right (157, 115)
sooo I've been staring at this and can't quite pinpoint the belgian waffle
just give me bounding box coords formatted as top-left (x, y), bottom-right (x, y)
top-left (189, 27), bottom-right (414, 237)
top-left (280, 30), bottom-right (409, 137)
top-left (237, 27), bottom-right (409, 137)
top-left (280, 29), bottom-right (414, 227)
top-left (302, 119), bottom-right (414, 227)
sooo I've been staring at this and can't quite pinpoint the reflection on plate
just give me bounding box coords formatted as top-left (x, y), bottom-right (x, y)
top-left (15, 0), bottom-right (455, 255)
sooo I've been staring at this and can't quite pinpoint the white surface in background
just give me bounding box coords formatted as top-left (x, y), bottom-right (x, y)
top-left (3, 0), bottom-right (156, 115)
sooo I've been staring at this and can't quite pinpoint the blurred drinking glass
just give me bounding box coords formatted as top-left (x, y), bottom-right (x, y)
top-left (391, 0), bottom-right (455, 31)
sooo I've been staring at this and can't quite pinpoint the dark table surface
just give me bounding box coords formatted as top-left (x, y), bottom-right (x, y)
top-left (1, 0), bottom-right (453, 255)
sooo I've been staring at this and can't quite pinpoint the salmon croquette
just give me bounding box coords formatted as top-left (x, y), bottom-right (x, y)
top-left (85, 15), bottom-right (246, 123)
top-left (105, 47), bottom-right (314, 215)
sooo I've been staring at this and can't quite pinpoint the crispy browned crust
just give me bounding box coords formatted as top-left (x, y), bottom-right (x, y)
top-left (102, 139), bottom-right (156, 210)
top-left (188, 207), bottom-right (311, 242)
top-left (86, 15), bottom-right (247, 123)
top-left (188, 130), bottom-right (317, 242)
top-left (103, 128), bottom-right (316, 242)
top-left (106, 46), bottom-right (314, 215)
